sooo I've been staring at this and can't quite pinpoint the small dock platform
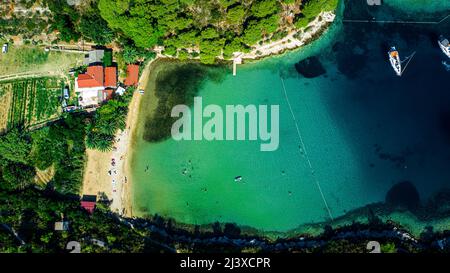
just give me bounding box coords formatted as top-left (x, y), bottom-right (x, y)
top-left (233, 55), bottom-right (243, 76)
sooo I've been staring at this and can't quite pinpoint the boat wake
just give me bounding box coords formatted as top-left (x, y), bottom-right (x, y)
top-left (442, 61), bottom-right (450, 71)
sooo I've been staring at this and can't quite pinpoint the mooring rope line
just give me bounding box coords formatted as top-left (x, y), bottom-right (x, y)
top-left (280, 76), bottom-right (334, 221)
top-left (342, 14), bottom-right (450, 25)
top-left (401, 51), bottom-right (416, 75)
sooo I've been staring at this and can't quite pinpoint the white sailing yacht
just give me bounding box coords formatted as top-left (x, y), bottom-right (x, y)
top-left (388, 46), bottom-right (416, 76)
top-left (388, 47), bottom-right (402, 76)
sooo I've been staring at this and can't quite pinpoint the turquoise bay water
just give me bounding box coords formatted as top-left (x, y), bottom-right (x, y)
top-left (132, 2), bottom-right (450, 232)
top-left (384, 0), bottom-right (450, 13)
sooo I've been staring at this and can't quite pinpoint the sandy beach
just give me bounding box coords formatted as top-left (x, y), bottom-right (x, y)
top-left (82, 149), bottom-right (112, 199)
top-left (82, 61), bottom-right (153, 216)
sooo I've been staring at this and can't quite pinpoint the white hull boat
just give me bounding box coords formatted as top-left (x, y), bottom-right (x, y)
top-left (438, 35), bottom-right (450, 58)
top-left (388, 47), bottom-right (402, 76)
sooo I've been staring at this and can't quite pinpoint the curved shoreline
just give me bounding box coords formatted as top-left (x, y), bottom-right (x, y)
top-left (115, 60), bottom-right (157, 216)
top-left (235, 12), bottom-right (336, 63)
top-left (82, 60), bottom-right (156, 216)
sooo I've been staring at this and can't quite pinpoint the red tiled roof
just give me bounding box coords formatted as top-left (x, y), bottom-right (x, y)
top-left (124, 64), bottom-right (139, 86)
top-left (87, 66), bottom-right (104, 85)
top-left (80, 201), bottom-right (96, 214)
top-left (77, 66), bottom-right (104, 88)
top-left (77, 74), bottom-right (99, 88)
top-left (77, 74), bottom-right (91, 80)
top-left (104, 66), bottom-right (117, 87)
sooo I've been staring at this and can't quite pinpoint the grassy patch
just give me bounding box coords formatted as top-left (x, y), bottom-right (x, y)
top-left (0, 45), bottom-right (84, 76)
top-left (102, 50), bottom-right (113, 67)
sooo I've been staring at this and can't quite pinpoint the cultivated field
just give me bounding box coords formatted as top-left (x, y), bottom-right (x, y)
top-left (0, 87), bottom-right (12, 131)
top-left (0, 77), bottom-right (64, 131)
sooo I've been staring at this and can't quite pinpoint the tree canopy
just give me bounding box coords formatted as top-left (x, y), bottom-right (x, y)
top-left (0, 129), bottom-right (31, 164)
top-left (85, 92), bottom-right (132, 151)
top-left (79, 13), bottom-right (114, 45)
top-left (38, 0), bottom-right (338, 64)
top-left (251, 0), bottom-right (279, 18)
top-left (97, 0), bottom-right (284, 64)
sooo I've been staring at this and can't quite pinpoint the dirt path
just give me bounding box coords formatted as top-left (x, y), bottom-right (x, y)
top-left (0, 71), bottom-right (62, 82)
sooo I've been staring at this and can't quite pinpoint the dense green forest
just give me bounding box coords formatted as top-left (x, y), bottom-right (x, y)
top-left (0, 115), bottom-right (86, 195)
top-left (97, 0), bottom-right (338, 63)
top-left (0, 188), bottom-right (152, 253)
top-left (1, 0), bottom-right (339, 64)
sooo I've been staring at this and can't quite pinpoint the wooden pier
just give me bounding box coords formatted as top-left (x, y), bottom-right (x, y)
top-left (233, 55), bottom-right (242, 76)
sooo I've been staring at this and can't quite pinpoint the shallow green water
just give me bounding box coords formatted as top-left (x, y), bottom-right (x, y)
top-left (131, 1), bottom-right (450, 232)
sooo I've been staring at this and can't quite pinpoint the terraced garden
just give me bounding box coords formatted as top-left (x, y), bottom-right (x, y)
top-left (0, 77), bottom-right (64, 131)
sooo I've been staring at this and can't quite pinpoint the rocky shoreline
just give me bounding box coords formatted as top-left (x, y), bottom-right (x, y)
top-left (115, 214), bottom-right (449, 253)
top-left (105, 186), bottom-right (450, 252)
